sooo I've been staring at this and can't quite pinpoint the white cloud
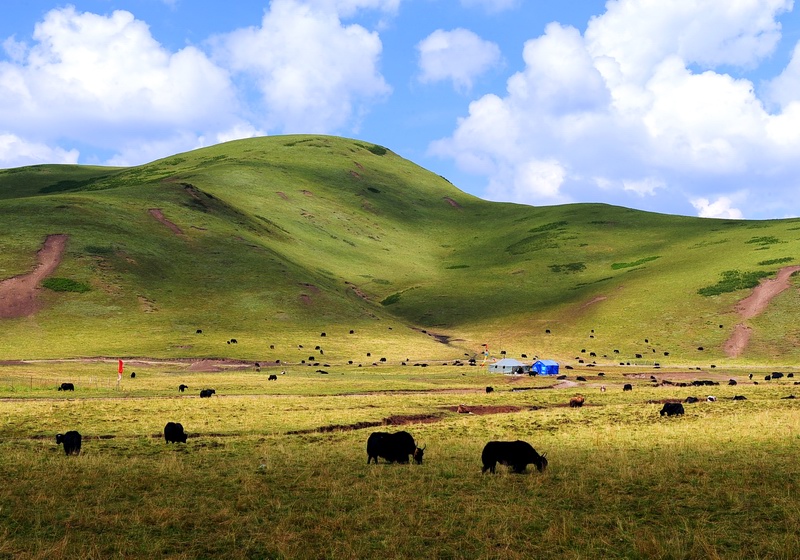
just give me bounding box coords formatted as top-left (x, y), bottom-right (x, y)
top-left (417, 28), bottom-right (501, 91)
top-left (213, 0), bottom-right (390, 133)
top-left (586, 0), bottom-right (791, 84)
top-left (0, 7), bottom-right (240, 166)
top-left (691, 196), bottom-right (744, 219)
top-left (0, 133), bottom-right (79, 167)
top-left (460, 0), bottom-right (520, 13)
top-left (433, 0), bottom-right (800, 218)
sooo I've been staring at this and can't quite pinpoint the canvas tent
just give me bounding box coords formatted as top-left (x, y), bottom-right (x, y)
top-left (532, 360), bottom-right (559, 376)
top-left (488, 358), bottom-right (529, 374)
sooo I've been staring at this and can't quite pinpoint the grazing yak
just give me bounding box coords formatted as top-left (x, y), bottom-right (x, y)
top-left (58, 382), bottom-right (75, 391)
top-left (660, 402), bottom-right (685, 416)
top-left (685, 396), bottom-right (699, 403)
top-left (199, 389), bottom-right (216, 398)
top-left (486, 386), bottom-right (494, 393)
top-left (56, 431), bottom-right (82, 455)
top-left (569, 395), bottom-right (585, 408)
top-left (178, 384), bottom-right (188, 392)
top-left (733, 395), bottom-right (747, 400)
top-left (623, 384), bottom-right (633, 391)
top-left (164, 422), bottom-right (187, 443)
top-left (268, 374), bottom-right (278, 381)
top-left (576, 376), bottom-right (587, 382)
top-left (366, 431), bottom-right (425, 464)
top-left (130, 372), bottom-right (136, 379)
top-left (481, 441), bottom-right (548, 474)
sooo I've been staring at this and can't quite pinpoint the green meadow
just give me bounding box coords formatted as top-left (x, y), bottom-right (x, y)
top-left (2, 134), bottom-right (800, 558)
top-left (1, 362), bottom-right (800, 559)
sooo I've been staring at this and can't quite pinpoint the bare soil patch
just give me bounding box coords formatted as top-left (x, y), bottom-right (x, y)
top-left (724, 265), bottom-right (800, 357)
top-left (443, 197), bottom-right (462, 209)
top-left (441, 404), bottom-right (525, 414)
top-left (0, 234), bottom-right (68, 318)
top-left (287, 413), bottom-right (445, 434)
top-left (148, 208), bottom-right (183, 235)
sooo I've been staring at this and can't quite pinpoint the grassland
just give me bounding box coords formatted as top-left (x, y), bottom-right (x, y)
top-left (1, 360), bottom-right (799, 559)
top-left (1, 135), bottom-right (800, 557)
top-left (0, 135), bottom-right (799, 365)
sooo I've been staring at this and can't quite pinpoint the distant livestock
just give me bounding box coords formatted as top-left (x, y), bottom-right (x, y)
top-left (733, 395), bottom-right (747, 401)
top-left (685, 396), bottom-right (699, 403)
top-left (569, 396), bottom-right (585, 408)
top-left (56, 431), bottom-right (82, 456)
top-left (660, 402), bottom-right (685, 416)
top-left (58, 383), bottom-right (75, 391)
top-left (707, 395), bottom-right (717, 402)
top-left (623, 384), bottom-right (633, 391)
top-left (199, 389), bottom-right (216, 398)
top-left (366, 431), bottom-right (424, 464)
top-left (178, 384), bottom-right (188, 392)
top-left (728, 379), bottom-right (737, 386)
top-left (268, 374), bottom-right (278, 381)
top-left (164, 422), bottom-right (187, 443)
top-left (576, 376), bottom-right (587, 382)
top-left (481, 441), bottom-right (548, 474)
top-left (130, 372), bottom-right (136, 379)
top-left (486, 386), bottom-right (494, 393)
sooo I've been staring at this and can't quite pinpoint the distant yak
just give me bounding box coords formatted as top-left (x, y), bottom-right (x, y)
top-left (56, 431), bottom-right (81, 456)
top-left (481, 441), bottom-right (547, 474)
top-left (164, 422), bottom-right (187, 444)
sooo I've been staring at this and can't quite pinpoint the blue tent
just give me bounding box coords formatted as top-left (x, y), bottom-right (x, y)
top-left (532, 359), bottom-right (559, 375)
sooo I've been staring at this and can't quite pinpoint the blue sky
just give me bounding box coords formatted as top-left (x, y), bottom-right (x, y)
top-left (2, 0), bottom-right (800, 219)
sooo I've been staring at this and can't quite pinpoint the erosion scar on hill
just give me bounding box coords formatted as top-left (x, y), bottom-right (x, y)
top-left (0, 234), bottom-right (68, 318)
top-left (724, 265), bottom-right (800, 358)
top-left (148, 208), bottom-right (184, 235)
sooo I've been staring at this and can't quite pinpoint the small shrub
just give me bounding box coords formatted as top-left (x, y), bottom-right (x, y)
top-left (367, 145), bottom-right (387, 156)
top-left (697, 270), bottom-right (770, 296)
top-left (381, 293), bottom-right (401, 306)
top-left (746, 236), bottom-right (780, 246)
top-left (529, 221), bottom-right (568, 233)
top-left (611, 256), bottom-right (660, 270)
top-left (549, 262), bottom-right (586, 273)
top-left (758, 257), bottom-right (794, 266)
top-left (41, 278), bottom-right (90, 293)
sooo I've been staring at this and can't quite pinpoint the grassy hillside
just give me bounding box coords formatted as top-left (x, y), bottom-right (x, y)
top-left (1, 135), bottom-right (799, 364)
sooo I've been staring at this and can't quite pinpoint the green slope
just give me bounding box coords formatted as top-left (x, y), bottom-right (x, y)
top-left (1, 135), bottom-right (799, 364)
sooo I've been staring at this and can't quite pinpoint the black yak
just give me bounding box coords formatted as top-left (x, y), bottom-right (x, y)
top-left (268, 374), bottom-right (278, 381)
top-left (199, 389), bottom-right (216, 398)
top-left (660, 402), bottom-right (684, 416)
top-left (58, 382), bottom-right (74, 391)
top-left (366, 431), bottom-right (424, 464)
top-left (164, 422), bottom-right (187, 443)
top-left (623, 384), bottom-right (633, 391)
top-left (178, 384), bottom-right (188, 392)
top-left (56, 431), bottom-right (81, 455)
top-left (481, 441), bottom-right (547, 474)
top-left (486, 386), bottom-right (494, 393)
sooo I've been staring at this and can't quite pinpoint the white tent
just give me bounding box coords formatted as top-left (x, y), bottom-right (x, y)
top-left (488, 358), bottom-right (529, 374)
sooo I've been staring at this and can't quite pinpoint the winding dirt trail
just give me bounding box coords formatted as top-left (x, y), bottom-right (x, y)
top-left (724, 265), bottom-right (800, 358)
top-left (0, 234), bottom-right (68, 318)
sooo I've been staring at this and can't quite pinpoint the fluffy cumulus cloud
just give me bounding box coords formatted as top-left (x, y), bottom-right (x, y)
top-left (0, 6), bottom-right (249, 166)
top-left (0, 1), bottom-right (392, 167)
top-left (417, 29), bottom-right (501, 91)
top-left (433, 0), bottom-right (800, 218)
top-left (0, 133), bottom-right (78, 168)
top-left (212, 0), bottom-right (390, 133)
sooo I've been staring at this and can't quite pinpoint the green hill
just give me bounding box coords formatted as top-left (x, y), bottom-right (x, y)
top-left (1, 134), bottom-right (799, 364)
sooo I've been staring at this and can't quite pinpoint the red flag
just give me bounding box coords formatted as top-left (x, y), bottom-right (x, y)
top-left (118, 359), bottom-right (124, 374)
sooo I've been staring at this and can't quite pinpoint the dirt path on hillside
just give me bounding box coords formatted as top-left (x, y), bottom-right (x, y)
top-left (0, 234), bottom-right (68, 318)
top-left (148, 208), bottom-right (184, 235)
top-left (724, 265), bottom-right (800, 358)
